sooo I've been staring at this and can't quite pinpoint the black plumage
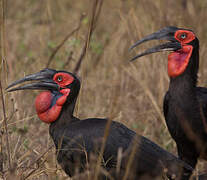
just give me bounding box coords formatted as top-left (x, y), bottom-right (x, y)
top-left (7, 68), bottom-right (192, 179)
top-left (130, 26), bottom-right (207, 179)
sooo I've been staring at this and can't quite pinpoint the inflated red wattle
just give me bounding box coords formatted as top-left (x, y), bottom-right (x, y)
top-left (37, 105), bottom-right (62, 123)
top-left (35, 91), bottom-right (52, 114)
top-left (57, 89), bottom-right (70, 106)
top-left (35, 89), bottom-right (70, 123)
top-left (168, 45), bottom-right (193, 78)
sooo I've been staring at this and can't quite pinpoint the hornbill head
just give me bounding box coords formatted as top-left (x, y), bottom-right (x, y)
top-left (6, 68), bottom-right (80, 123)
top-left (130, 26), bottom-right (199, 78)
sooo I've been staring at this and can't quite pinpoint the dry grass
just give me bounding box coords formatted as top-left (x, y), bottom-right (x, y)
top-left (1, 0), bottom-right (207, 179)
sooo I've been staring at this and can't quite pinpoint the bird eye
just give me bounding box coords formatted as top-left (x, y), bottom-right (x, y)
top-left (175, 30), bottom-right (195, 44)
top-left (57, 75), bottom-right (63, 82)
top-left (180, 33), bottom-right (187, 39)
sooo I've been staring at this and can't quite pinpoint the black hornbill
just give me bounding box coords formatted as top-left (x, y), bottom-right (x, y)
top-left (7, 68), bottom-right (192, 179)
top-left (130, 26), bottom-right (207, 178)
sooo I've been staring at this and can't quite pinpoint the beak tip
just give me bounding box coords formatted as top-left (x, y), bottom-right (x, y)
top-left (129, 57), bottom-right (138, 62)
top-left (129, 46), bottom-right (134, 51)
top-left (129, 42), bottom-right (140, 51)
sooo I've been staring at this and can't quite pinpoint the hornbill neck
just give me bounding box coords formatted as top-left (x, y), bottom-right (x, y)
top-left (169, 44), bottom-right (199, 96)
top-left (49, 92), bottom-right (80, 138)
top-left (167, 45), bottom-right (200, 131)
top-left (52, 95), bottom-right (79, 128)
top-left (51, 81), bottom-right (80, 128)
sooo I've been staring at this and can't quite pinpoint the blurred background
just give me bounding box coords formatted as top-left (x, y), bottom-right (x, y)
top-left (1, 0), bottom-right (207, 179)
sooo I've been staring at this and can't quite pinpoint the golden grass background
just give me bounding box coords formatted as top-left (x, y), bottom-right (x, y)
top-left (1, 0), bottom-right (207, 179)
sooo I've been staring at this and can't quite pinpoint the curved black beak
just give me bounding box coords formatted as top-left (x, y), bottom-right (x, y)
top-left (6, 68), bottom-right (59, 92)
top-left (130, 26), bottom-right (182, 61)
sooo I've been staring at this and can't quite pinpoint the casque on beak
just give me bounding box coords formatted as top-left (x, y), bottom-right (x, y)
top-left (6, 69), bottom-right (59, 92)
top-left (130, 26), bottom-right (182, 61)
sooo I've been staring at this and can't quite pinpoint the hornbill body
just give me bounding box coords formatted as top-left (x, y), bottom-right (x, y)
top-left (7, 68), bottom-right (192, 179)
top-left (130, 26), bottom-right (207, 179)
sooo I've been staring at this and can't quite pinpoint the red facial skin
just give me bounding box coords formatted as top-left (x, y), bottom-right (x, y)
top-left (53, 73), bottom-right (74, 88)
top-left (35, 73), bottom-right (74, 123)
top-left (168, 30), bottom-right (196, 78)
top-left (168, 46), bottom-right (193, 77)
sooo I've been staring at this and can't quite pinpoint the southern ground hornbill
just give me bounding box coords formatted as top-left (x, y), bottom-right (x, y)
top-left (130, 26), bottom-right (207, 179)
top-left (7, 68), bottom-right (193, 179)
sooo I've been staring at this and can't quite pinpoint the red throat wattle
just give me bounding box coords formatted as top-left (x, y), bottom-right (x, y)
top-left (168, 45), bottom-right (193, 78)
top-left (35, 89), bottom-right (70, 123)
